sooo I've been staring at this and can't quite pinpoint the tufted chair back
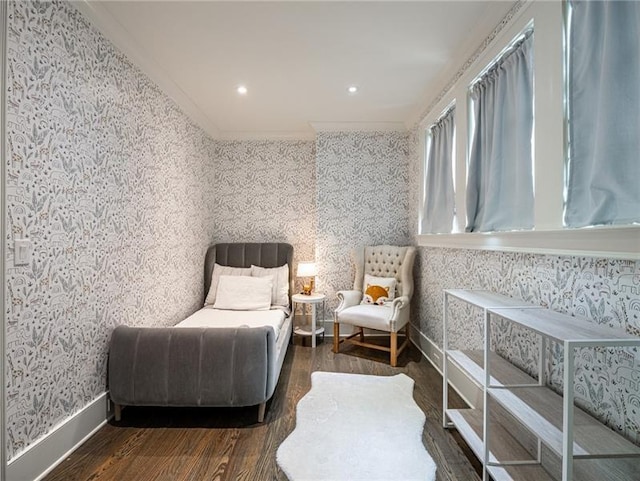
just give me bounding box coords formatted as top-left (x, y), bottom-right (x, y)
top-left (352, 245), bottom-right (416, 299)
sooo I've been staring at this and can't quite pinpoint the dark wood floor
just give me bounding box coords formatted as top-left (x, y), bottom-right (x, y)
top-left (44, 339), bottom-right (481, 481)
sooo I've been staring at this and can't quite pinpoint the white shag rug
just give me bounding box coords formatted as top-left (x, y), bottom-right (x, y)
top-left (276, 371), bottom-right (437, 481)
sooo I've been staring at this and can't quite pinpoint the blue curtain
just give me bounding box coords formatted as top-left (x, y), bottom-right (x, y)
top-left (466, 32), bottom-right (534, 232)
top-left (565, 1), bottom-right (640, 227)
top-left (421, 107), bottom-right (455, 234)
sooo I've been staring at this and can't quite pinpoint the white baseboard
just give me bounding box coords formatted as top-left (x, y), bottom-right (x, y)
top-left (7, 392), bottom-right (112, 481)
top-left (409, 324), bottom-right (481, 409)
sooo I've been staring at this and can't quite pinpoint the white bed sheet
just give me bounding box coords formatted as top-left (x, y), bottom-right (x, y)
top-left (175, 307), bottom-right (288, 339)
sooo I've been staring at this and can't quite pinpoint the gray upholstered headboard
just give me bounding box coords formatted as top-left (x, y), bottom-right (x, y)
top-left (204, 242), bottom-right (294, 303)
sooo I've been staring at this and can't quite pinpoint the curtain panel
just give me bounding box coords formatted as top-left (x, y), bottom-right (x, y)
top-left (466, 31), bottom-right (534, 233)
top-left (421, 107), bottom-right (455, 234)
top-left (565, 0), bottom-right (640, 227)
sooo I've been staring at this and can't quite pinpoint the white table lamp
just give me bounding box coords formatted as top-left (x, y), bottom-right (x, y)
top-left (297, 262), bottom-right (317, 295)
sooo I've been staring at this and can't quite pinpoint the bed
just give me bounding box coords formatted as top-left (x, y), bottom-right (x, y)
top-left (108, 242), bottom-right (294, 422)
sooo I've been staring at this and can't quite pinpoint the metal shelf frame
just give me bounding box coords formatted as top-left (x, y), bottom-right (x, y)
top-left (442, 289), bottom-right (640, 481)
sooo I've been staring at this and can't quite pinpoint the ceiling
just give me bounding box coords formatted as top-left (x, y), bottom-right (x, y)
top-left (78, 1), bottom-right (515, 139)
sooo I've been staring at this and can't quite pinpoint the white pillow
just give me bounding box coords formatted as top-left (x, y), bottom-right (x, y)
top-left (204, 263), bottom-right (252, 306)
top-left (361, 274), bottom-right (396, 306)
top-left (251, 264), bottom-right (290, 307)
top-left (213, 275), bottom-right (273, 311)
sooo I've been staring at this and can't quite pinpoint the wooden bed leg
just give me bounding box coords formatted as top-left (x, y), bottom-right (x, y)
top-left (258, 402), bottom-right (266, 423)
top-left (114, 404), bottom-right (122, 422)
top-left (333, 322), bottom-right (340, 353)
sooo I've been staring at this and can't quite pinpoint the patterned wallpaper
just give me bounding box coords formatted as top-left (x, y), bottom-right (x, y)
top-left (5, 0), bottom-right (216, 459)
top-left (211, 140), bottom-right (316, 268)
top-left (315, 131), bottom-right (411, 310)
top-left (4, 0), bottom-right (639, 467)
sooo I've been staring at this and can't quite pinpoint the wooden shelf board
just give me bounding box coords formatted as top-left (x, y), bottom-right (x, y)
top-left (489, 386), bottom-right (640, 459)
top-left (448, 350), bottom-right (536, 386)
top-left (489, 307), bottom-right (639, 343)
top-left (446, 408), bottom-right (554, 481)
top-left (447, 409), bottom-right (536, 463)
top-left (487, 464), bottom-right (556, 481)
top-left (444, 289), bottom-right (535, 309)
top-left (446, 350), bottom-right (640, 459)
top-left (555, 456), bottom-right (640, 481)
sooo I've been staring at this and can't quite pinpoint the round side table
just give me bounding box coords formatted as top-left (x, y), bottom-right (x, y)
top-left (292, 293), bottom-right (326, 348)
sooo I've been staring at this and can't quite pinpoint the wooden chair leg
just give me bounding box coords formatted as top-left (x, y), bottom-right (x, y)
top-left (333, 322), bottom-right (340, 353)
top-left (406, 323), bottom-right (411, 343)
top-left (258, 402), bottom-right (266, 423)
top-left (390, 332), bottom-right (398, 367)
top-left (359, 326), bottom-right (365, 342)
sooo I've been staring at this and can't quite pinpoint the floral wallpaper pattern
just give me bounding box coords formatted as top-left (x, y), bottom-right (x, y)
top-left (5, 0), bottom-right (216, 459)
top-left (211, 140), bottom-right (316, 270)
top-left (315, 131), bottom-right (411, 311)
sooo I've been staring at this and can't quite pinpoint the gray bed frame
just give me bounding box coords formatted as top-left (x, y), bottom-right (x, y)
top-left (108, 242), bottom-right (294, 423)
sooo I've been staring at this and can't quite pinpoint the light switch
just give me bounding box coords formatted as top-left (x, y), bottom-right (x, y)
top-left (14, 239), bottom-right (31, 266)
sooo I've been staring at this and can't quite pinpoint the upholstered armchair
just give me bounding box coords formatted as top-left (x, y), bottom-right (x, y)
top-left (333, 245), bottom-right (416, 367)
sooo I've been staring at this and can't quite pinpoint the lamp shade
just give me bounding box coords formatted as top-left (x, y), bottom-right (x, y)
top-left (296, 261), bottom-right (317, 277)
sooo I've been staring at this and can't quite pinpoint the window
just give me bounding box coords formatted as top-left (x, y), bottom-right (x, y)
top-left (564, 0), bottom-right (640, 228)
top-left (421, 106), bottom-right (455, 234)
top-left (466, 31), bottom-right (534, 233)
top-left (418, 1), bottom-right (639, 258)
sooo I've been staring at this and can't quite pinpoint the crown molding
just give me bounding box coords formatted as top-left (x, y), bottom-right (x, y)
top-left (72, 0), bottom-right (221, 140)
top-left (406, 0), bottom-right (527, 128)
top-left (217, 130), bottom-right (316, 141)
top-left (68, 3), bottom-right (403, 142)
top-left (309, 121), bottom-right (407, 133)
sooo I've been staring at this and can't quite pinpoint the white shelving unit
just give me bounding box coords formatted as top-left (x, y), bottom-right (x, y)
top-left (442, 289), bottom-right (640, 481)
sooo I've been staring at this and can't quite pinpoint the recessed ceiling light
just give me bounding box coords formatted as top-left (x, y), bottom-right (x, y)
top-left (237, 85), bottom-right (248, 95)
top-left (347, 85), bottom-right (358, 94)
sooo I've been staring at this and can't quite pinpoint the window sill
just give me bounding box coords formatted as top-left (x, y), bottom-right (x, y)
top-left (417, 225), bottom-right (640, 260)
